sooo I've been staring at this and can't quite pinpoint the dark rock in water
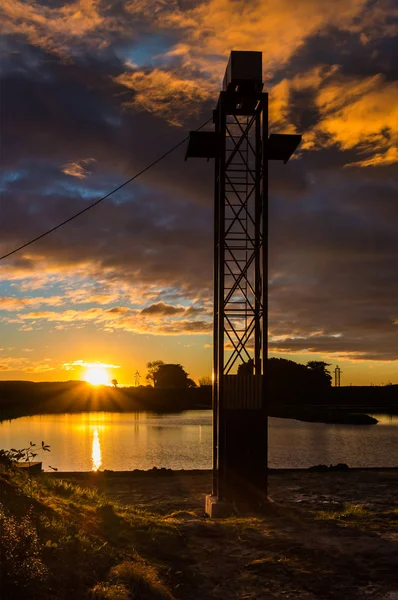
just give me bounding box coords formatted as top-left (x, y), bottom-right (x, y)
top-left (297, 410), bottom-right (378, 425)
top-left (349, 413), bottom-right (378, 425)
top-left (308, 463), bottom-right (349, 472)
top-left (331, 413), bottom-right (378, 425)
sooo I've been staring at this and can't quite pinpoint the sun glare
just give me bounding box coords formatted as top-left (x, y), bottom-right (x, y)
top-left (85, 366), bottom-right (110, 386)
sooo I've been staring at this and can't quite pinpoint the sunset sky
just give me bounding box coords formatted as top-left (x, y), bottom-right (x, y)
top-left (1, 0), bottom-right (397, 386)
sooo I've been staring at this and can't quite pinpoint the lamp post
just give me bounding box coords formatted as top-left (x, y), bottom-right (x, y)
top-left (186, 51), bottom-right (301, 515)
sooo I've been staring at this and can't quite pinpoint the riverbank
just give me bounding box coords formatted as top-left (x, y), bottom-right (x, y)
top-left (1, 467), bottom-right (396, 599)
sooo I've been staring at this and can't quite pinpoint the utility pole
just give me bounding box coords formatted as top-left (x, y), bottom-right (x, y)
top-left (186, 51), bottom-right (301, 515)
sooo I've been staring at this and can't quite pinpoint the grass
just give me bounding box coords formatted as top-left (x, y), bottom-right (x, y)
top-left (316, 502), bottom-right (369, 521)
top-left (1, 467), bottom-right (397, 599)
top-left (0, 466), bottom-right (178, 599)
top-left (315, 502), bottom-right (398, 536)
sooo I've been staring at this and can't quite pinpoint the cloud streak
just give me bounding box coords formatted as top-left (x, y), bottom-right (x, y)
top-left (0, 356), bottom-right (55, 373)
top-left (62, 360), bottom-right (120, 370)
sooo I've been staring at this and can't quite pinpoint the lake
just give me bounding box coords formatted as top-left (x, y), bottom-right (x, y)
top-left (0, 411), bottom-right (397, 472)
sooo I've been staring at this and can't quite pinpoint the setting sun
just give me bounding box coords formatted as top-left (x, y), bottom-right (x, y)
top-left (84, 366), bottom-right (110, 386)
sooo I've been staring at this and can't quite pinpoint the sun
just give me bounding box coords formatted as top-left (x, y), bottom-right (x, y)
top-left (84, 366), bottom-right (110, 386)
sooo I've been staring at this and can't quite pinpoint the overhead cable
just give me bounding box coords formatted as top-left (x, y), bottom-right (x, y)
top-left (0, 117), bottom-right (212, 261)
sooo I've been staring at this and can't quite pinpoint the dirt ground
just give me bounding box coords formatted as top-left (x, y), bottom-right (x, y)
top-left (55, 469), bottom-right (398, 600)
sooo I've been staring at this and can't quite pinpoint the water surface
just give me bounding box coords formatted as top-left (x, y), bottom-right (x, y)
top-left (0, 411), bottom-right (396, 471)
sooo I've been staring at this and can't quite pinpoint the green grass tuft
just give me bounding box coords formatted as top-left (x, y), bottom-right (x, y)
top-left (316, 503), bottom-right (369, 522)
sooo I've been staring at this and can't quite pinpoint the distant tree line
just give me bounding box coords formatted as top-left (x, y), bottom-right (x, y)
top-left (144, 358), bottom-right (332, 396)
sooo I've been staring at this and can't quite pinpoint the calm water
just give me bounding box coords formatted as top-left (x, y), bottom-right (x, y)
top-left (0, 411), bottom-right (397, 472)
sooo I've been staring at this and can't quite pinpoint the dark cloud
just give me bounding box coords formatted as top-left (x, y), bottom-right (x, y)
top-left (268, 172), bottom-right (398, 360)
top-left (283, 26), bottom-right (398, 83)
top-left (141, 302), bottom-right (185, 316)
top-left (1, 54), bottom-right (215, 207)
top-left (0, 0), bottom-right (397, 366)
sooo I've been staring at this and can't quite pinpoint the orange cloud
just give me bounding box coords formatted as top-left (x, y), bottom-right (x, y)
top-left (115, 0), bottom-right (378, 123)
top-left (21, 308), bottom-right (106, 322)
top-left (268, 68), bottom-right (398, 163)
top-left (64, 289), bottom-right (122, 305)
top-left (1, 0), bottom-right (107, 58)
top-left (115, 69), bottom-right (213, 125)
top-left (126, 0), bottom-right (368, 74)
top-left (16, 303), bottom-right (211, 335)
top-left (0, 296), bottom-right (64, 311)
top-left (0, 356), bottom-right (54, 373)
top-left (62, 158), bottom-right (96, 179)
top-left (315, 75), bottom-right (398, 160)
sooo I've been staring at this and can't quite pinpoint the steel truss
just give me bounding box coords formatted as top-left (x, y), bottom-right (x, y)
top-left (213, 91), bottom-right (268, 499)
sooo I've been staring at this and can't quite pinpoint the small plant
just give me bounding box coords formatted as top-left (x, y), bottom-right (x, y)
top-left (0, 442), bottom-right (52, 495)
top-left (0, 441), bottom-right (51, 468)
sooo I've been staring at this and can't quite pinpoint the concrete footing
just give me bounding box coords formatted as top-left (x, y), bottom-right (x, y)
top-left (205, 492), bottom-right (275, 517)
top-left (205, 494), bottom-right (235, 518)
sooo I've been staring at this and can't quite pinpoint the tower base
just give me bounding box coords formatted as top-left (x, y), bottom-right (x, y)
top-left (205, 495), bottom-right (235, 518)
top-left (205, 492), bottom-right (274, 518)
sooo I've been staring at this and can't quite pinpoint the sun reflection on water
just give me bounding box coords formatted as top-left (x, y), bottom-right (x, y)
top-left (92, 428), bottom-right (102, 471)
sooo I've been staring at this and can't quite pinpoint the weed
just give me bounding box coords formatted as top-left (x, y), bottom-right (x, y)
top-left (43, 476), bottom-right (101, 502)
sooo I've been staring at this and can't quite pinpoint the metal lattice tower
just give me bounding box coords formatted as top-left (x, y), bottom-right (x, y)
top-left (213, 91), bottom-right (268, 502)
top-left (186, 51), bottom-right (301, 511)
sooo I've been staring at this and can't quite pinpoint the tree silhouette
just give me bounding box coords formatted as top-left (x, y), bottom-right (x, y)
top-left (266, 358), bottom-right (332, 404)
top-left (111, 379), bottom-right (118, 388)
top-left (147, 362), bottom-right (196, 388)
top-left (306, 361), bottom-right (332, 388)
top-left (146, 360), bottom-right (165, 386)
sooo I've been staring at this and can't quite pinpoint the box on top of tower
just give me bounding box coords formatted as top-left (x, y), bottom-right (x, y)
top-left (222, 51), bottom-right (263, 94)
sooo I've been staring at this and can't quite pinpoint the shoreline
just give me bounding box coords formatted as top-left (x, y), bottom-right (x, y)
top-left (1, 406), bottom-right (394, 425)
top-left (44, 468), bottom-right (398, 519)
top-left (47, 466), bottom-right (398, 478)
